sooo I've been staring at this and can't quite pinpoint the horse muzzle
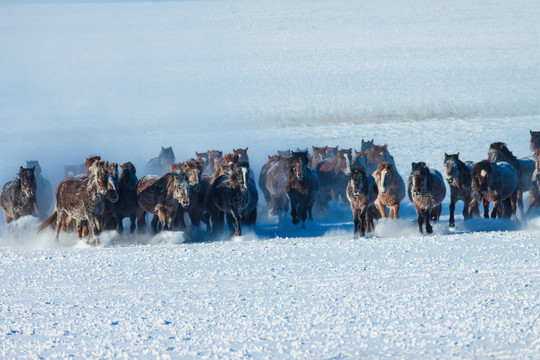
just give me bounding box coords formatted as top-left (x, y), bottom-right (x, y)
top-left (446, 177), bottom-right (454, 184)
top-left (180, 200), bottom-right (190, 207)
top-left (107, 191), bottom-right (119, 203)
top-left (413, 190), bottom-right (421, 196)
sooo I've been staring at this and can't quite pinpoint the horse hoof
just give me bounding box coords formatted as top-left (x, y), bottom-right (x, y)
top-left (449, 223), bottom-right (455, 228)
top-left (301, 223), bottom-right (306, 230)
top-left (426, 227), bottom-right (433, 234)
top-left (292, 218), bottom-right (300, 225)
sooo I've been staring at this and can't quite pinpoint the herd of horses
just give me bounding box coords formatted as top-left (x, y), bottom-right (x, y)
top-left (1, 131), bottom-right (540, 244)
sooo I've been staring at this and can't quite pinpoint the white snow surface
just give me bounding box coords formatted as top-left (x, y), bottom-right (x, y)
top-left (1, 0), bottom-right (540, 358)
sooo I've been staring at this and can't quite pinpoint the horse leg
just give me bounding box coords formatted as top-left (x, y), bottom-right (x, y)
top-left (88, 217), bottom-right (101, 246)
top-left (393, 203), bottom-right (400, 219)
top-left (226, 213), bottom-right (235, 236)
top-left (155, 211), bottom-right (165, 232)
top-left (517, 190), bottom-right (524, 218)
top-left (136, 207), bottom-right (146, 233)
top-left (75, 220), bottom-right (83, 238)
top-left (54, 211), bottom-right (66, 241)
top-left (353, 208), bottom-right (360, 239)
top-left (233, 211), bottom-right (242, 236)
top-left (300, 203), bottom-right (308, 230)
top-left (375, 199), bottom-right (386, 219)
top-left (4, 214), bottom-right (12, 224)
top-left (483, 198), bottom-right (490, 218)
top-left (176, 210), bottom-right (187, 231)
top-left (414, 204), bottom-right (424, 234)
top-left (510, 191), bottom-right (518, 221)
top-left (449, 196), bottom-right (456, 227)
top-left (424, 209), bottom-right (433, 234)
top-left (359, 207), bottom-right (366, 237)
top-left (291, 201), bottom-right (299, 225)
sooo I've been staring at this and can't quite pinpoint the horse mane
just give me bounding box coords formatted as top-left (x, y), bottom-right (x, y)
top-left (183, 158), bottom-right (203, 172)
top-left (319, 149), bottom-right (351, 174)
top-left (489, 142), bottom-right (520, 171)
top-left (531, 130), bottom-right (540, 151)
top-left (374, 162), bottom-right (393, 176)
top-left (224, 153), bottom-right (239, 164)
top-left (169, 162), bottom-right (184, 173)
top-left (471, 160), bottom-right (492, 178)
top-left (120, 162), bottom-right (136, 172)
top-left (85, 156), bottom-right (101, 175)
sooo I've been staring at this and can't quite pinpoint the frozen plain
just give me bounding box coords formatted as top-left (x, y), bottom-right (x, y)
top-left (1, 0), bottom-right (540, 358)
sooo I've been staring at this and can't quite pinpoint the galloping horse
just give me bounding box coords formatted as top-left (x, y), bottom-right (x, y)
top-left (373, 162), bottom-right (405, 219)
top-left (136, 172), bottom-right (190, 233)
top-left (1, 166), bottom-right (38, 223)
top-left (211, 162), bottom-right (255, 236)
top-left (470, 160), bottom-right (518, 220)
top-left (316, 148), bottom-right (352, 213)
top-left (532, 149), bottom-right (540, 208)
top-left (102, 162), bottom-right (121, 230)
top-left (443, 153), bottom-right (478, 227)
top-left (286, 151), bottom-right (320, 229)
top-left (310, 146), bottom-right (338, 170)
top-left (145, 146), bottom-right (175, 175)
top-left (174, 159), bottom-right (204, 232)
top-left (111, 162), bottom-right (138, 233)
top-left (346, 166), bottom-right (378, 238)
top-left (531, 130), bottom-right (540, 153)
top-left (26, 161), bottom-right (52, 220)
top-left (487, 142), bottom-right (535, 216)
top-left (366, 144), bottom-right (395, 174)
top-left (262, 154), bottom-right (290, 220)
top-left (408, 162), bottom-right (446, 234)
top-left (38, 160), bottom-right (110, 245)
top-left (361, 139), bottom-right (374, 153)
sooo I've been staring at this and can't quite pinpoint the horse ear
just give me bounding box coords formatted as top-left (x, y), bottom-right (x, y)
top-left (531, 130), bottom-right (533, 135)
top-left (383, 144), bottom-right (387, 149)
top-left (19, 166), bottom-right (24, 173)
top-left (31, 166), bottom-right (36, 172)
top-left (411, 162), bottom-right (417, 169)
top-left (456, 152), bottom-right (460, 158)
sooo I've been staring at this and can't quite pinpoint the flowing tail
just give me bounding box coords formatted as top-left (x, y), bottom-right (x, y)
top-left (37, 209), bottom-right (57, 234)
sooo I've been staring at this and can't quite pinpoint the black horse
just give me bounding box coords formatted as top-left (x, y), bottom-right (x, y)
top-left (286, 151), bottom-right (320, 229)
top-left (443, 153), bottom-right (478, 227)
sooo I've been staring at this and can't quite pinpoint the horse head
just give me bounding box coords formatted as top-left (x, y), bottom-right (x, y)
top-left (159, 146), bottom-right (176, 169)
top-left (338, 148), bottom-right (352, 175)
top-left (353, 150), bottom-right (367, 169)
top-left (348, 166), bottom-right (367, 196)
top-left (233, 147), bottom-right (249, 165)
top-left (361, 139), bottom-right (374, 153)
top-left (183, 158), bottom-right (203, 192)
top-left (120, 162), bottom-right (138, 191)
top-left (289, 151), bottom-right (309, 181)
top-left (444, 153), bottom-right (461, 184)
top-left (19, 166), bottom-right (37, 199)
top-left (106, 162), bottom-right (120, 203)
top-left (196, 152), bottom-right (209, 168)
top-left (471, 160), bottom-right (493, 195)
top-left (410, 162), bottom-right (430, 196)
top-left (534, 149), bottom-right (540, 187)
top-left (531, 130), bottom-right (540, 152)
top-left (85, 156), bottom-right (102, 175)
top-left (375, 162), bottom-right (394, 195)
top-left (26, 160), bottom-right (42, 177)
top-left (277, 150), bottom-right (291, 158)
top-left (208, 150), bottom-right (224, 173)
top-left (324, 146), bottom-right (339, 159)
top-left (367, 144), bottom-right (388, 165)
top-left (89, 160), bottom-right (109, 195)
top-left (170, 172), bottom-right (190, 208)
top-left (229, 162), bottom-right (250, 192)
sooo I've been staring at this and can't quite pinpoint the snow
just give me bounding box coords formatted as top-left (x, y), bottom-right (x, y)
top-left (1, 0), bottom-right (540, 358)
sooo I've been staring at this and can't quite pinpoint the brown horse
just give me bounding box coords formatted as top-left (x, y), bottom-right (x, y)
top-left (136, 172), bottom-right (190, 233)
top-left (145, 146), bottom-right (175, 175)
top-left (174, 159), bottom-right (204, 232)
top-left (487, 142), bottom-right (535, 216)
top-left (346, 166), bottom-right (378, 238)
top-left (373, 162), bottom-right (405, 219)
top-left (109, 162), bottom-right (138, 233)
top-left (286, 151), bottom-right (320, 229)
top-left (102, 162), bottom-right (121, 230)
top-left (259, 155), bottom-right (279, 213)
top-left (233, 147), bottom-right (249, 164)
top-left (352, 150), bottom-right (367, 169)
top-left (263, 154), bottom-right (290, 220)
top-left (361, 139), bottom-right (374, 153)
top-left (469, 160), bottom-right (518, 220)
top-left (408, 162), bottom-right (446, 234)
top-left (316, 148), bottom-right (352, 214)
top-left (366, 144), bottom-right (395, 174)
top-left (531, 149), bottom-right (540, 209)
top-left (531, 130), bottom-right (540, 153)
top-left (26, 161), bottom-right (53, 220)
top-left (310, 146), bottom-right (338, 170)
top-left (1, 166), bottom-right (38, 223)
top-left (38, 160), bottom-right (110, 245)
top-left (200, 150), bottom-right (223, 178)
top-left (443, 153), bottom-right (478, 227)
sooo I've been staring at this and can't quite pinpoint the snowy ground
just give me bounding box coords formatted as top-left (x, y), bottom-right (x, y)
top-left (1, 0), bottom-right (540, 358)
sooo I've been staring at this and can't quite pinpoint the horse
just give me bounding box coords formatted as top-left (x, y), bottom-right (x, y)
top-left (408, 162), bottom-right (446, 234)
top-left (532, 149), bottom-right (540, 208)
top-left (487, 142), bottom-right (535, 216)
top-left (352, 150), bottom-right (367, 169)
top-left (310, 146), bottom-right (338, 170)
top-left (443, 153), bottom-right (479, 227)
top-left (145, 146), bottom-right (175, 175)
top-left (211, 162), bottom-right (255, 236)
top-left (361, 139), bottom-right (374, 153)
top-left (259, 155), bottom-right (278, 212)
top-left (102, 162), bottom-right (121, 230)
top-left (173, 159), bottom-right (204, 232)
top-left (316, 148), bottom-right (352, 214)
top-left (1, 166), bottom-right (38, 224)
top-left (286, 151), bottom-right (320, 229)
top-left (531, 130), bottom-right (540, 153)
top-left (373, 162), bottom-right (405, 219)
top-left (136, 172), bottom-right (190, 233)
top-left (264, 154), bottom-right (290, 220)
top-left (200, 150), bottom-right (223, 178)
top-left (26, 161), bottom-right (53, 220)
top-left (37, 160), bottom-right (110, 245)
top-left (346, 166), bottom-right (378, 238)
top-left (469, 160), bottom-right (518, 220)
top-left (109, 162), bottom-right (138, 233)
top-left (233, 147), bottom-right (249, 164)
top-left (365, 144), bottom-right (395, 174)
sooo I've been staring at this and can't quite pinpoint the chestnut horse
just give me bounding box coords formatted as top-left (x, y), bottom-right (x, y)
top-left (373, 162), bottom-right (405, 219)
top-left (531, 130), bottom-right (540, 153)
top-left (286, 151), bottom-right (320, 229)
top-left (408, 162), bottom-right (446, 234)
top-left (263, 154), bottom-right (290, 220)
top-left (469, 160), bottom-right (518, 220)
top-left (173, 159), bottom-right (204, 232)
top-left (310, 146), bottom-right (338, 170)
top-left (347, 166), bottom-right (378, 238)
top-left (316, 148), bottom-right (352, 213)
top-left (531, 149), bottom-right (540, 209)
top-left (136, 172), bottom-right (190, 233)
top-left (1, 166), bottom-right (38, 223)
top-left (37, 160), bottom-right (110, 245)
top-left (145, 146), bottom-right (175, 175)
top-left (26, 161), bottom-right (52, 220)
top-left (366, 144), bottom-right (395, 174)
top-left (443, 153), bottom-right (478, 227)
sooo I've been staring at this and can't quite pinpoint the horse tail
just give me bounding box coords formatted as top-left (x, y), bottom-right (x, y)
top-left (37, 209), bottom-right (57, 234)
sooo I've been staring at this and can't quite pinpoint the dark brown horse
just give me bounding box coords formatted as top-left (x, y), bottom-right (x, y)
top-left (110, 162), bottom-right (138, 233)
top-left (346, 166), bottom-right (378, 238)
top-left (145, 146), bottom-right (175, 175)
top-left (408, 162), bottom-right (446, 234)
top-left (352, 150), bottom-right (367, 169)
top-left (136, 172), bottom-right (190, 233)
top-left (310, 146), bottom-right (338, 170)
top-left (233, 147), bottom-right (249, 164)
top-left (531, 130), bottom-right (540, 153)
top-left (487, 142), bottom-right (535, 216)
top-left (174, 159), bottom-right (204, 232)
top-left (373, 162), bottom-right (405, 219)
top-left (443, 153), bottom-right (478, 227)
top-left (1, 166), bottom-right (38, 223)
top-left (469, 160), bottom-right (518, 220)
top-left (211, 162), bottom-right (256, 236)
top-left (366, 144), bottom-right (395, 174)
top-left (286, 151), bottom-right (320, 229)
top-left (102, 162), bottom-right (121, 230)
top-left (260, 154), bottom-right (290, 220)
top-left (316, 148), bottom-right (352, 213)
top-left (361, 139), bottom-right (374, 153)
top-left (26, 161), bottom-right (52, 220)
top-left (199, 150), bottom-right (223, 178)
top-left (38, 160), bottom-right (110, 245)
top-left (532, 149), bottom-right (540, 209)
